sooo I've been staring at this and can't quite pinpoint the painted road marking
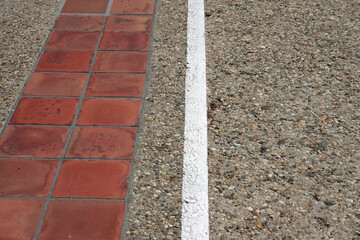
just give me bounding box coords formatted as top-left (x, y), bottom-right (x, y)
top-left (181, 0), bottom-right (209, 238)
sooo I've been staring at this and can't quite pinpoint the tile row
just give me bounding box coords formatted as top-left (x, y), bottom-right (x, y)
top-left (54, 15), bottom-right (152, 32)
top-left (61, 0), bottom-right (154, 14)
top-left (0, 126), bottom-right (136, 159)
top-left (10, 98), bottom-right (141, 125)
top-left (0, 198), bottom-right (125, 239)
top-left (0, 159), bottom-right (130, 198)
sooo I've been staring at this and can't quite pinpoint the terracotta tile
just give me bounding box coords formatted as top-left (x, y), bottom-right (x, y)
top-left (38, 200), bottom-right (125, 240)
top-left (54, 15), bottom-right (104, 31)
top-left (23, 72), bottom-right (87, 96)
top-left (0, 199), bottom-right (45, 239)
top-left (53, 160), bottom-right (130, 198)
top-left (99, 32), bottom-right (150, 51)
top-left (62, 0), bottom-right (109, 13)
top-left (66, 127), bottom-right (136, 159)
top-left (36, 51), bottom-right (94, 72)
top-left (46, 32), bottom-right (100, 50)
top-left (86, 74), bottom-right (145, 97)
top-left (111, 0), bottom-right (154, 14)
top-left (93, 52), bottom-right (147, 73)
top-left (0, 159), bottom-right (58, 197)
top-left (77, 98), bottom-right (141, 126)
top-left (10, 97), bottom-right (79, 125)
top-left (0, 126), bottom-right (69, 158)
top-left (105, 16), bottom-right (152, 32)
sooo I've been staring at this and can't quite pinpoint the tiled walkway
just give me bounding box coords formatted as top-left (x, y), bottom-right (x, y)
top-left (0, 0), bottom-right (154, 238)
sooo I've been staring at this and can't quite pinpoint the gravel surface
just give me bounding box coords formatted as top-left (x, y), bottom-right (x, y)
top-left (0, 0), bottom-right (61, 132)
top-left (206, 0), bottom-right (360, 239)
top-left (123, 0), bottom-right (187, 239)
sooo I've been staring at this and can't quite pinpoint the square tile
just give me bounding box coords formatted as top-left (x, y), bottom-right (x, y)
top-left (77, 98), bottom-right (141, 126)
top-left (0, 159), bottom-right (58, 197)
top-left (111, 0), bottom-right (154, 14)
top-left (10, 97), bottom-right (79, 125)
top-left (36, 51), bottom-right (94, 72)
top-left (99, 32), bottom-right (150, 51)
top-left (0, 126), bottom-right (69, 158)
top-left (66, 127), bottom-right (136, 159)
top-left (54, 15), bottom-right (104, 31)
top-left (62, 0), bottom-right (109, 13)
top-left (105, 16), bottom-right (152, 32)
top-left (38, 200), bottom-right (125, 240)
top-left (86, 74), bottom-right (145, 97)
top-left (0, 199), bottom-right (45, 240)
top-left (46, 32), bottom-right (100, 50)
top-left (93, 52), bottom-right (147, 73)
top-left (23, 72), bottom-right (87, 96)
top-left (53, 160), bottom-right (130, 198)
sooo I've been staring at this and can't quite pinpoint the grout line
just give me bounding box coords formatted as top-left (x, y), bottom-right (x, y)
top-left (34, 70), bottom-right (146, 74)
top-left (53, 30), bottom-right (151, 33)
top-left (181, 0), bottom-right (209, 238)
top-left (33, 1), bottom-right (114, 238)
top-left (0, 156), bottom-right (132, 161)
top-left (60, 13), bottom-right (153, 16)
top-left (18, 95), bottom-right (142, 99)
top-left (9, 124), bottom-right (139, 128)
top-left (43, 49), bottom-right (149, 53)
top-left (119, 1), bottom-right (159, 239)
top-left (0, 196), bottom-right (126, 201)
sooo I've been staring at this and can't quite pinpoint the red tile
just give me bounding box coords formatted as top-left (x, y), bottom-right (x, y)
top-left (38, 200), bottom-right (125, 240)
top-left (93, 52), bottom-right (147, 73)
top-left (23, 72), bottom-right (87, 96)
top-left (86, 74), bottom-right (145, 97)
top-left (0, 199), bottom-right (45, 239)
top-left (111, 0), bottom-right (154, 14)
top-left (99, 32), bottom-right (150, 51)
top-left (0, 159), bottom-right (58, 197)
top-left (77, 98), bottom-right (141, 126)
top-left (53, 160), bottom-right (130, 198)
top-left (62, 0), bottom-right (109, 13)
top-left (46, 32), bottom-right (100, 50)
top-left (66, 127), bottom-right (136, 159)
top-left (54, 15), bottom-right (104, 31)
top-left (0, 126), bottom-right (69, 158)
top-left (36, 51), bottom-right (94, 72)
top-left (105, 16), bottom-right (153, 32)
top-left (10, 97), bottom-right (79, 125)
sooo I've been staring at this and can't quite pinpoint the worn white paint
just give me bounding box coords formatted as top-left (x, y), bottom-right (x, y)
top-left (181, 0), bottom-right (208, 238)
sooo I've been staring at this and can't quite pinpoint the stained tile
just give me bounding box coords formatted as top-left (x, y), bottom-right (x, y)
top-left (36, 51), bottom-right (94, 72)
top-left (105, 16), bottom-right (152, 32)
top-left (46, 32), bottom-right (100, 50)
top-left (0, 126), bottom-right (69, 158)
top-left (66, 127), bottom-right (136, 159)
top-left (93, 52), bottom-right (147, 73)
top-left (0, 159), bottom-right (58, 197)
top-left (53, 160), bottom-right (130, 198)
top-left (54, 15), bottom-right (104, 31)
top-left (38, 200), bottom-right (125, 240)
top-left (86, 74), bottom-right (145, 97)
top-left (0, 199), bottom-right (45, 239)
top-left (10, 97), bottom-right (79, 125)
top-left (99, 32), bottom-right (150, 51)
top-left (111, 0), bottom-right (154, 14)
top-left (23, 72), bottom-right (87, 96)
top-left (77, 98), bottom-right (141, 126)
top-left (62, 0), bottom-right (109, 13)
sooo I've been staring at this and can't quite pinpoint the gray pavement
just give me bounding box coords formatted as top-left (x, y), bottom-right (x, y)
top-left (206, 0), bottom-right (360, 239)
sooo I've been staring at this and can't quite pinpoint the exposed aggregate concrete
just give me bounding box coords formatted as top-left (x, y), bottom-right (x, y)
top-left (0, 0), bottom-right (61, 133)
top-left (206, 0), bottom-right (360, 239)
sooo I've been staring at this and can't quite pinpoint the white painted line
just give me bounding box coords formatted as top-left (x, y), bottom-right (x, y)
top-left (181, 0), bottom-right (208, 238)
